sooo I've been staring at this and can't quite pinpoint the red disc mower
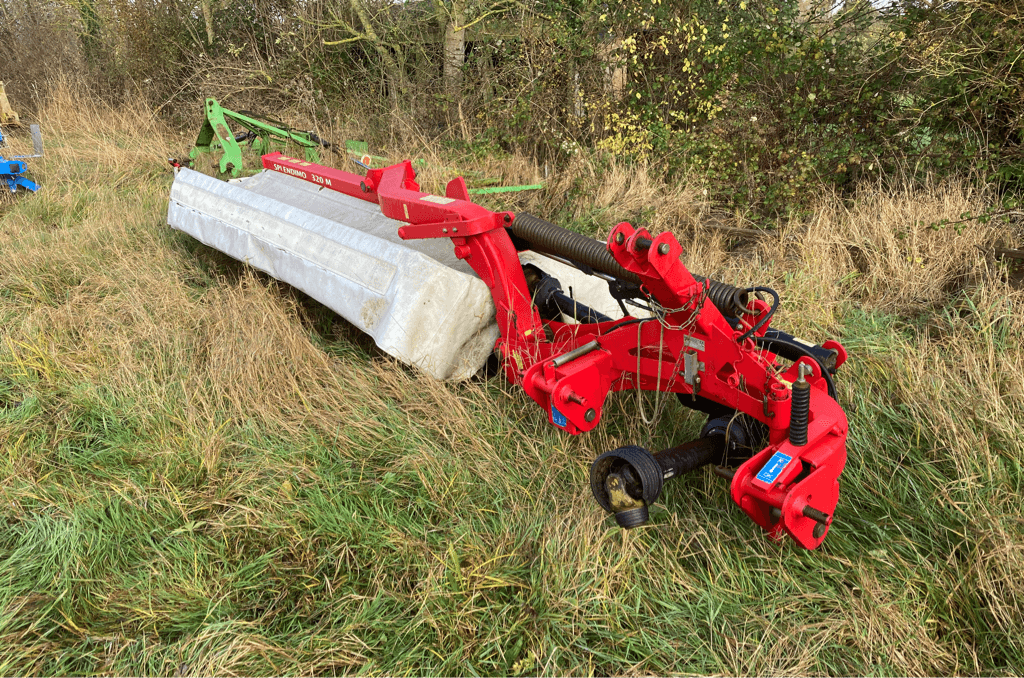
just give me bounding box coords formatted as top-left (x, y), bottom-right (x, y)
top-left (173, 152), bottom-right (850, 550)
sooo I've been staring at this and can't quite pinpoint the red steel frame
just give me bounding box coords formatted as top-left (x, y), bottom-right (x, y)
top-left (262, 153), bottom-right (850, 549)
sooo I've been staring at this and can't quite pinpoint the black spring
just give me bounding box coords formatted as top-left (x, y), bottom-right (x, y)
top-left (512, 213), bottom-right (638, 283)
top-left (700, 275), bottom-right (747, 317)
top-left (789, 383), bottom-right (810, 446)
top-left (512, 213), bottom-right (748, 318)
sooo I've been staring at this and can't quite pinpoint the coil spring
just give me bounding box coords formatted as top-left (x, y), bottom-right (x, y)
top-left (699, 277), bottom-right (746, 317)
top-left (513, 213), bottom-right (636, 282)
top-left (789, 383), bottom-right (810, 446)
top-left (512, 213), bottom-right (748, 317)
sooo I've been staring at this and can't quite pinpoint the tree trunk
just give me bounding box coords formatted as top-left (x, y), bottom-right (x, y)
top-left (348, 0), bottom-right (405, 108)
top-left (201, 0), bottom-right (214, 45)
top-left (443, 0), bottom-right (465, 95)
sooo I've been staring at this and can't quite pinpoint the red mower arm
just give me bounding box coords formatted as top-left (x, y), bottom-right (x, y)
top-left (262, 153), bottom-right (850, 550)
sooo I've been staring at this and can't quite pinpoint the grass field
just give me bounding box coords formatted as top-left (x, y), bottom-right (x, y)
top-left (1, 84), bottom-right (1023, 676)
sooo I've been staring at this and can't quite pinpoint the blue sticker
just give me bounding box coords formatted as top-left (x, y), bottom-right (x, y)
top-left (551, 405), bottom-right (568, 428)
top-left (755, 451), bottom-right (793, 485)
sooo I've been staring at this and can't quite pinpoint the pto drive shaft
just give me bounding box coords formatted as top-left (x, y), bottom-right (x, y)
top-left (590, 435), bottom-right (726, 528)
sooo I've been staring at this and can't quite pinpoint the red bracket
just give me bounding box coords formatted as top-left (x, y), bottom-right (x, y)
top-left (731, 385), bottom-right (848, 549)
top-left (522, 342), bottom-right (614, 434)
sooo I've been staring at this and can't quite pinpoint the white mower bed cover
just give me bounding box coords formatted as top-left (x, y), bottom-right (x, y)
top-left (168, 168), bottom-right (499, 381)
top-left (232, 172), bottom-right (625, 323)
top-left (167, 168), bottom-right (627, 380)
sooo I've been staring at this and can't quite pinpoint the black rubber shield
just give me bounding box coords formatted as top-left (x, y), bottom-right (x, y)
top-left (589, 445), bottom-right (664, 513)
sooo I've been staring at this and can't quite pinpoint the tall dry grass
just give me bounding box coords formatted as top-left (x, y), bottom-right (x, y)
top-left (0, 77), bottom-right (1022, 675)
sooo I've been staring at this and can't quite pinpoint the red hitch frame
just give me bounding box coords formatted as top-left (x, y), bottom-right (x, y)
top-left (262, 153), bottom-right (850, 549)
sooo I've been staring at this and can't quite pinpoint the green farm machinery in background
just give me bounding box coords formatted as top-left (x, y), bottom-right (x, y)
top-left (187, 97), bottom-right (544, 195)
top-left (189, 98), bottom-right (329, 177)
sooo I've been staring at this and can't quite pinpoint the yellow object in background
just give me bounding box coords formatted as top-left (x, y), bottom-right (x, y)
top-left (0, 82), bottom-right (21, 126)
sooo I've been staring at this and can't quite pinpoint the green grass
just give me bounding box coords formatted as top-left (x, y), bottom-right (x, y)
top-left (0, 89), bottom-right (1022, 675)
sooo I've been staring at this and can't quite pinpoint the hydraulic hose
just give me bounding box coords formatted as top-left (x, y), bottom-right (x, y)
top-left (754, 332), bottom-right (838, 400)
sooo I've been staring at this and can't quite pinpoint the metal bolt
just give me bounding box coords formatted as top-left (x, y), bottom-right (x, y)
top-left (813, 523), bottom-right (827, 539)
top-left (802, 505), bottom-right (830, 524)
top-left (657, 243), bottom-right (670, 255)
top-left (614, 232), bottom-right (625, 245)
top-left (585, 408), bottom-right (596, 423)
top-left (442, 228), bottom-right (448, 234)
top-left (453, 227), bottom-right (458, 233)
top-left (770, 506), bottom-right (782, 522)
top-left (360, 181), bottom-right (369, 193)
top-left (712, 465), bottom-right (735, 481)
top-left (504, 214), bottom-right (512, 223)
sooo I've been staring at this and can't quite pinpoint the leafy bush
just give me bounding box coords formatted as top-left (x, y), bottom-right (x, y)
top-left (897, 0), bottom-right (1024, 191)
top-left (2, 0), bottom-right (1021, 217)
top-left (587, 0), bottom-right (910, 217)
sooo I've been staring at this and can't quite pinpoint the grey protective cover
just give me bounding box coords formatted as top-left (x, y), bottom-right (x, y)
top-left (168, 168), bottom-right (499, 380)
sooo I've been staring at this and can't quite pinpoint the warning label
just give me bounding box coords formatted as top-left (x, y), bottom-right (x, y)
top-left (755, 451), bottom-right (793, 485)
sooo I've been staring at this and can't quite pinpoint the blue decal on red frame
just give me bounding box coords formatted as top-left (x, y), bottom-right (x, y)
top-left (756, 451), bottom-right (793, 485)
top-left (551, 405), bottom-right (568, 428)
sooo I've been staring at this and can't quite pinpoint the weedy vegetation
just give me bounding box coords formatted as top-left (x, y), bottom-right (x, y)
top-left (0, 80), bottom-right (1023, 676)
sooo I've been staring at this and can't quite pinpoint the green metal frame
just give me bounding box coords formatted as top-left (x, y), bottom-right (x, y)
top-left (344, 141), bottom-right (543, 195)
top-left (467, 183), bottom-right (544, 195)
top-left (188, 98), bottom-right (546, 194)
top-left (190, 98), bottom-right (321, 177)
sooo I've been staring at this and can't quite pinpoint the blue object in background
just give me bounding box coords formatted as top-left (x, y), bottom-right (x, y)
top-left (0, 124), bottom-right (41, 193)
